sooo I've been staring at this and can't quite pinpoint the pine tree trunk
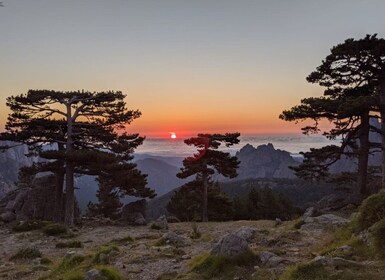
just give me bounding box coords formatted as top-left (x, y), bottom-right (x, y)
top-left (64, 103), bottom-right (75, 227)
top-left (379, 69), bottom-right (385, 189)
top-left (358, 111), bottom-right (370, 196)
top-left (64, 162), bottom-right (75, 226)
top-left (53, 169), bottom-right (64, 222)
top-left (202, 173), bottom-right (208, 222)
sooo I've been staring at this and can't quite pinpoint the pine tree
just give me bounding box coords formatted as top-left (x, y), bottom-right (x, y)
top-left (176, 133), bottom-right (240, 222)
top-left (1, 90), bottom-right (153, 226)
top-left (280, 34), bottom-right (385, 195)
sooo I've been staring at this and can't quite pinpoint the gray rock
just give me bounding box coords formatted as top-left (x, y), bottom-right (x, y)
top-left (211, 233), bottom-right (249, 257)
top-left (153, 215), bottom-right (168, 230)
top-left (302, 214), bottom-right (349, 230)
top-left (312, 256), bottom-right (363, 268)
top-left (0, 211), bottom-right (15, 222)
top-left (233, 226), bottom-right (257, 242)
top-left (121, 199), bottom-right (147, 221)
top-left (303, 207), bottom-right (317, 220)
top-left (85, 269), bottom-right (108, 280)
top-left (124, 212), bottom-right (146, 226)
top-left (163, 231), bottom-right (188, 247)
top-left (259, 251), bottom-right (289, 267)
top-left (275, 218), bottom-right (283, 226)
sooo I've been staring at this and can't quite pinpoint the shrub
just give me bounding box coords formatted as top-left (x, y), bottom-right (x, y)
top-left (94, 266), bottom-right (123, 280)
top-left (293, 219), bottom-right (305, 230)
top-left (167, 216), bottom-right (181, 223)
top-left (372, 218), bottom-right (385, 258)
top-left (190, 222), bottom-right (202, 239)
top-left (192, 251), bottom-right (256, 279)
top-left (58, 255), bottom-right (85, 272)
top-left (10, 247), bottom-right (42, 260)
top-left (150, 223), bottom-right (162, 230)
top-left (56, 240), bottom-right (83, 248)
top-left (40, 257), bottom-right (53, 265)
top-left (356, 191), bottom-right (385, 231)
top-left (12, 220), bottom-right (48, 232)
top-left (279, 262), bottom-right (331, 280)
top-left (42, 223), bottom-right (68, 236)
top-left (93, 245), bottom-right (119, 264)
top-left (110, 236), bottom-right (134, 245)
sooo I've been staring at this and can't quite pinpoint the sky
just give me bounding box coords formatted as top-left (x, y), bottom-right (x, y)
top-left (1, 0), bottom-right (385, 138)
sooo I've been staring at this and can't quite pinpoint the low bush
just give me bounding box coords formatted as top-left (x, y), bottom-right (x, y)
top-left (56, 240), bottom-right (83, 248)
top-left (372, 218), bottom-right (385, 258)
top-left (42, 223), bottom-right (68, 236)
top-left (279, 262), bottom-right (331, 280)
top-left (12, 220), bottom-right (49, 232)
top-left (192, 251), bottom-right (256, 279)
top-left (94, 266), bottom-right (123, 280)
top-left (356, 191), bottom-right (385, 231)
top-left (10, 247), bottom-right (42, 260)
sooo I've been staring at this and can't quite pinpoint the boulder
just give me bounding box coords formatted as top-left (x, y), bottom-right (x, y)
top-left (124, 212), bottom-right (146, 226)
top-left (259, 251), bottom-right (289, 267)
top-left (312, 256), bottom-right (363, 268)
top-left (84, 269), bottom-right (108, 280)
top-left (211, 233), bottom-right (249, 257)
top-left (303, 207), bottom-right (317, 220)
top-left (301, 214), bottom-right (349, 230)
top-left (0, 176), bottom-right (66, 222)
top-left (233, 226), bottom-right (257, 242)
top-left (121, 199), bottom-right (147, 225)
top-left (163, 231), bottom-right (188, 247)
top-left (153, 215), bottom-right (168, 230)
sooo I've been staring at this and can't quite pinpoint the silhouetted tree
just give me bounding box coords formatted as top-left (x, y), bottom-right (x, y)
top-left (167, 179), bottom-right (233, 221)
top-left (1, 90), bottom-right (153, 226)
top-left (281, 34), bottom-right (385, 195)
top-left (177, 133), bottom-right (240, 222)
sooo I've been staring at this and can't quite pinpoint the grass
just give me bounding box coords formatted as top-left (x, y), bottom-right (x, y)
top-left (56, 240), bottom-right (83, 248)
top-left (10, 247), bottom-right (42, 260)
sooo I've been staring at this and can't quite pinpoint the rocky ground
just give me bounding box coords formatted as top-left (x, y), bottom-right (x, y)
top-left (0, 211), bottom-right (384, 280)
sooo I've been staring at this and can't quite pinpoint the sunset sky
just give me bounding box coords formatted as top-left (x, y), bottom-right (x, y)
top-left (1, 1), bottom-right (385, 138)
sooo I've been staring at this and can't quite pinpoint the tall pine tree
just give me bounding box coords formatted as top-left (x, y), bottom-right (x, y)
top-left (177, 133), bottom-right (240, 222)
top-left (1, 90), bottom-right (153, 226)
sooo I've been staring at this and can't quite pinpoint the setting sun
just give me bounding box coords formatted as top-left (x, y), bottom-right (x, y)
top-left (170, 132), bottom-right (177, 139)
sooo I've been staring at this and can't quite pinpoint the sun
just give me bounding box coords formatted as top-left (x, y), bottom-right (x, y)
top-left (170, 132), bottom-right (177, 139)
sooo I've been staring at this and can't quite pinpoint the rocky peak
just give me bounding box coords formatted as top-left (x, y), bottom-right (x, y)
top-left (235, 143), bottom-right (299, 179)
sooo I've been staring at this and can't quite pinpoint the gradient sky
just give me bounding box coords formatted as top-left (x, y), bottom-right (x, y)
top-left (1, 0), bottom-right (385, 138)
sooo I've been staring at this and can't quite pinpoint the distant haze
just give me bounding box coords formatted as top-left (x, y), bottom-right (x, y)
top-left (1, 1), bottom-right (385, 137)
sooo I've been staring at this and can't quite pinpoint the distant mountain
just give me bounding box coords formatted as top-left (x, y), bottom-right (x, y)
top-left (136, 158), bottom-right (187, 196)
top-left (234, 143), bottom-right (299, 180)
top-left (75, 157), bottom-right (187, 211)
